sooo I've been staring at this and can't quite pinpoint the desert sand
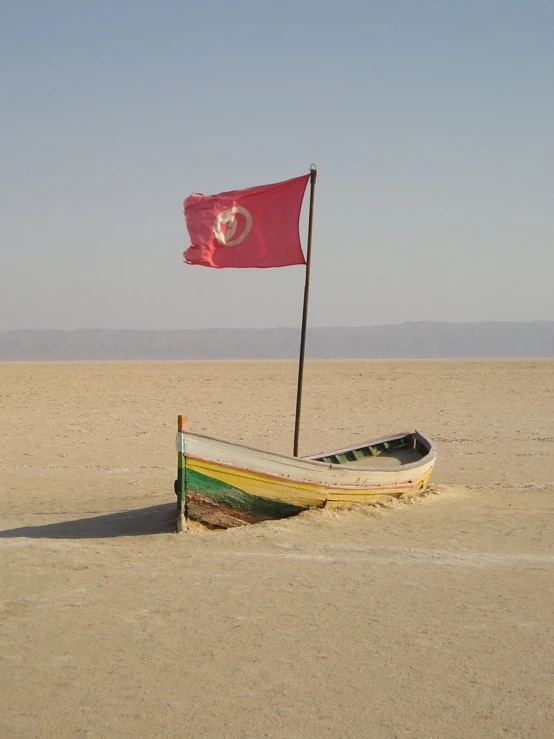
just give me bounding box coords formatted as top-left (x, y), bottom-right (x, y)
top-left (1, 359), bottom-right (553, 738)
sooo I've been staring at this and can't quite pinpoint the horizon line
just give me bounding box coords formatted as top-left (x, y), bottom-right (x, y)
top-left (2, 319), bottom-right (553, 333)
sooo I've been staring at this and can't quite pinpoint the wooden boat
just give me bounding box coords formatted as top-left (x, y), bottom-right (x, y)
top-left (174, 416), bottom-right (437, 529)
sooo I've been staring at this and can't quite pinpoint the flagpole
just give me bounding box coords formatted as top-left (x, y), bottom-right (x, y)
top-left (293, 165), bottom-right (317, 457)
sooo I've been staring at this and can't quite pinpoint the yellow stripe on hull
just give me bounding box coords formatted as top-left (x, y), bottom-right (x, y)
top-left (186, 458), bottom-right (433, 509)
top-left (323, 469), bottom-right (433, 506)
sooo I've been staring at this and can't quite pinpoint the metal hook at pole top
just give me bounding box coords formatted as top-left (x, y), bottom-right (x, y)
top-left (309, 163), bottom-right (317, 171)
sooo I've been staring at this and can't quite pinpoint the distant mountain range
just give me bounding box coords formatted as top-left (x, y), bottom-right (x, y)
top-left (1, 322), bottom-right (553, 360)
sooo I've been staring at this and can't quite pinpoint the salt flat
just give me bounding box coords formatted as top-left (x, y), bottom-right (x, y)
top-left (1, 360), bottom-right (553, 738)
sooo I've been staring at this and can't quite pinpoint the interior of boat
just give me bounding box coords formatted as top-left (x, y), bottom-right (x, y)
top-left (308, 433), bottom-right (429, 468)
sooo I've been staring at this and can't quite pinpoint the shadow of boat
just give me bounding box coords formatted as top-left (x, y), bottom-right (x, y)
top-left (0, 503), bottom-right (176, 540)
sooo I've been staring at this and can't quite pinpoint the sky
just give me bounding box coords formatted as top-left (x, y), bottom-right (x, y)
top-left (1, 0), bottom-right (553, 330)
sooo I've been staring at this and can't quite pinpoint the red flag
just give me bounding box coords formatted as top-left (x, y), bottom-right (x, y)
top-left (183, 173), bottom-right (309, 268)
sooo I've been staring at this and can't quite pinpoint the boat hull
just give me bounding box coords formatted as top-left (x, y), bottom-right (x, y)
top-left (175, 429), bottom-right (437, 529)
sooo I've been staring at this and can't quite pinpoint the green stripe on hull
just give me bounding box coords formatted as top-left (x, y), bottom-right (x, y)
top-left (185, 468), bottom-right (305, 519)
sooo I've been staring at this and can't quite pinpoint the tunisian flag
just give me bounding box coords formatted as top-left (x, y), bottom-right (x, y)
top-left (183, 173), bottom-right (309, 268)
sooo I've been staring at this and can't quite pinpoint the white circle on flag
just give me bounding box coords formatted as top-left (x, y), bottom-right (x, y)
top-left (213, 206), bottom-right (253, 246)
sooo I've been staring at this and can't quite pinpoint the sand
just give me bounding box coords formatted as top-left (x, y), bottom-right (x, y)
top-left (1, 359), bottom-right (553, 738)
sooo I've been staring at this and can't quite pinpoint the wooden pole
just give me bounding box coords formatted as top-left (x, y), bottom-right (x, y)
top-left (176, 414), bottom-right (188, 532)
top-left (293, 166), bottom-right (317, 457)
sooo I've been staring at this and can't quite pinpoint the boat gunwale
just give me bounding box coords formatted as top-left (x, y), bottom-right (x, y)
top-left (180, 429), bottom-right (437, 474)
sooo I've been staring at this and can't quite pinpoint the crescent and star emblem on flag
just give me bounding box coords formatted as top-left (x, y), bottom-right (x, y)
top-left (212, 206), bottom-right (253, 246)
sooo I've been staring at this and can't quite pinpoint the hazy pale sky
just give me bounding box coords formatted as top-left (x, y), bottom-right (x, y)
top-left (1, 0), bottom-right (553, 330)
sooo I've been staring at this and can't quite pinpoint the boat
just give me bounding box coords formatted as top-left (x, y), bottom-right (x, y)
top-left (174, 416), bottom-right (437, 529)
